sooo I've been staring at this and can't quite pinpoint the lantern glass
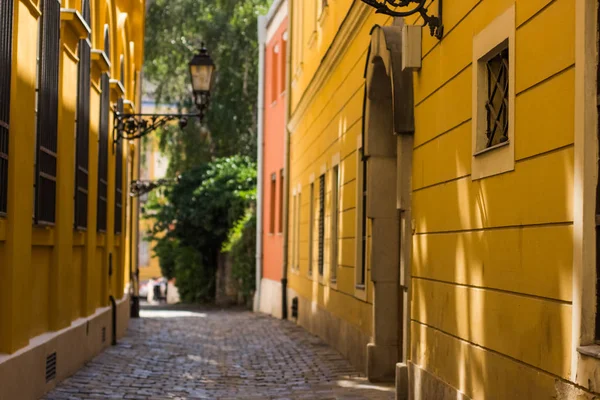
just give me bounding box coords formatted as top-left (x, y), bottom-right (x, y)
top-left (190, 64), bottom-right (214, 93)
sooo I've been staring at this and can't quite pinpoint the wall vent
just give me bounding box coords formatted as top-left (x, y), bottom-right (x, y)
top-left (102, 326), bottom-right (106, 343)
top-left (45, 352), bottom-right (57, 383)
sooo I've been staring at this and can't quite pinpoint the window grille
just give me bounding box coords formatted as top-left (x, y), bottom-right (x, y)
top-left (330, 165), bottom-right (339, 281)
top-left (308, 182), bottom-right (314, 276)
top-left (0, 0), bottom-right (14, 216)
top-left (318, 174), bottom-right (325, 276)
top-left (278, 169), bottom-right (284, 233)
top-left (75, 0), bottom-right (91, 229)
top-left (485, 48), bottom-right (509, 148)
top-left (114, 99), bottom-right (123, 234)
top-left (35, 0), bottom-right (61, 225)
top-left (269, 172), bottom-right (276, 234)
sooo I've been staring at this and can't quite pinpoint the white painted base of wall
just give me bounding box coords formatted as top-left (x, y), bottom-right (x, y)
top-left (257, 278), bottom-right (283, 319)
top-left (0, 293), bottom-right (130, 400)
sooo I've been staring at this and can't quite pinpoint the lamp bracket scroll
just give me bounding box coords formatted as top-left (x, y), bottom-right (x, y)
top-left (361, 0), bottom-right (443, 39)
top-left (112, 110), bottom-right (204, 145)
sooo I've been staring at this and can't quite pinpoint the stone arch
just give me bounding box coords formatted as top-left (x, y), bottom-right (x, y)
top-left (363, 22), bottom-right (414, 388)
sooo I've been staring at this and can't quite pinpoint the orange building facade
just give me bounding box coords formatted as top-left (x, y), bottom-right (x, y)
top-left (255, 0), bottom-right (288, 318)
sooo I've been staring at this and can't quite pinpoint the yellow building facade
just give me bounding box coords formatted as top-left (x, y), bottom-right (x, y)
top-left (0, 0), bottom-right (143, 398)
top-left (286, 0), bottom-right (600, 397)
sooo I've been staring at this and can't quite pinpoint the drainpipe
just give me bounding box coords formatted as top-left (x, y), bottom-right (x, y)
top-left (254, 15), bottom-right (267, 313)
top-left (281, 0), bottom-right (292, 320)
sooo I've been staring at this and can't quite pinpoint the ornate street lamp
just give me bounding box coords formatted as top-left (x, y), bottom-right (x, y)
top-left (113, 44), bottom-right (216, 144)
top-left (361, 0), bottom-right (443, 39)
top-left (130, 178), bottom-right (179, 198)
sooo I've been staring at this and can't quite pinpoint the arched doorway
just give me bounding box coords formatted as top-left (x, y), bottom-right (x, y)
top-left (363, 22), bottom-right (414, 393)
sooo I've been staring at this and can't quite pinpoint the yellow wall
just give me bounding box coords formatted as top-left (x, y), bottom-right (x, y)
top-left (287, 0), bottom-right (389, 343)
top-left (288, 0), bottom-right (586, 396)
top-left (410, 0), bottom-right (576, 396)
top-left (0, 0), bottom-right (144, 354)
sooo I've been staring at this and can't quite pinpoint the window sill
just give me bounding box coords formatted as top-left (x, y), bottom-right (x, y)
top-left (578, 345), bottom-right (600, 360)
top-left (473, 140), bottom-right (509, 157)
top-left (307, 31), bottom-right (318, 49)
top-left (318, 6), bottom-right (329, 26)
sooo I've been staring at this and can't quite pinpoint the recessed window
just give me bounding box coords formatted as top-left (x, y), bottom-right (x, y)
top-left (278, 169), bottom-right (284, 233)
top-left (318, 174), bottom-right (325, 276)
top-left (308, 181), bottom-right (315, 277)
top-left (0, 0), bottom-right (15, 216)
top-left (330, 165), bottom-right (339, 282)
top-left (471, 6), bottom-right (515, 180)
top-left (269, 172), bottom-right (276, 234)
top-left (355, 148), bottom-right (367, 287)
top-left (482, 47), bottom-right (509, 151)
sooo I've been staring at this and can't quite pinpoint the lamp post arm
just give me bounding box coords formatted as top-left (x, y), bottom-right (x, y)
top-left (113, 110), bottom-right (205, 145)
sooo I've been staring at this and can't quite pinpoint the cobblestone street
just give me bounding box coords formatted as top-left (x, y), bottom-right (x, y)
top-left (43, 307), bottom-right (395, 400)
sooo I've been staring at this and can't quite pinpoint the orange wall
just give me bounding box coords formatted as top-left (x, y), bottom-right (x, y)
top-left (261, 17), bottom-right (288, 282)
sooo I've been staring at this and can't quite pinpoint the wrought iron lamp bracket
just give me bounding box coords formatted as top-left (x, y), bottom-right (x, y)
top-left (112, 109), bottom-right (206, 147)
top-left (130, 178), bottom-right (179, 197)
top-left (361, 0), bottom-right (443, 39)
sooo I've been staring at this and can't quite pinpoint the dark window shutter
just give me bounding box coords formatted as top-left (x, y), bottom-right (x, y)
top-left (74, 0), bottom-right (91, 229)
top-left (35, 0), bottom-right (61, 225)
top-left (96, 72), bottom-right (109, 232)
top-left (318, 174), bottom-right (325, 276)
top-left (97, 25), bottom-right (109, 232)
top-left (114, 99), bottom-right (123, 234)
top-left (0, 0), bottom-right (14, 216)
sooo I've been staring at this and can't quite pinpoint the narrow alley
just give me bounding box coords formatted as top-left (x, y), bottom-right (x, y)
top-left (43, 307), bottom-right (394, 400)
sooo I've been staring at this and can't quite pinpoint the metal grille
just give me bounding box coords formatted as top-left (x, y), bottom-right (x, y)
top-left (35, 0), bottom-right (61, 225)
top-left (595, 2), bottom-right (600, 340)
top-left (308, 182), bottom-right (314, 276)
top-left (360, 149), bottom-right (367, 286)
top-left (485, 48), bottom-right (509, 148)
top-left (114, 99), bottom-right (123, 234)
top-left (45, 352), bottom-right (57, 383)
top-left (330, 166), bottom-right (339, 281)
top-left (75, 1), bottom-right (91, 229)
top-left (97, 72), bottom-right (109, 232)
top-left (318, 174), bottom-right (325, 276)
top-left (0, 0), bottom-right (14, 216)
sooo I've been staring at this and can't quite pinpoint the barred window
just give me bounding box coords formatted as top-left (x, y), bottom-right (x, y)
top-left (269, 172), bottom-right (276, 234)
top-left (114, 99), bottom-right (123, 235)
top-left (484, 48), bottom-right (509, 148)
top-left (75, 0), bottom-right (91, 229)
top-left (0, 0), bottom-right (14, 216)
top-left (308, 181), bottom-right (314, 276)
top-left (35, 0), bottom-right (61, 225)
top-left (318, 174), bottom-right (325, 276)
top-left (278, 169), bottom-right (284, 233)
top-left (355, 148), bottom-right (367, 287)
top-left (97, 25), bottom-right (110, 232)
top-left (330, 165), bottom-right (339, 282)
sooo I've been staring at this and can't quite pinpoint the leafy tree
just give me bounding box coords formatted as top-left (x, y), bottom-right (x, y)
top-left (222, 209), bottom-right (256, 305)
top-left (145, 156), bottom-right (256, 301)
top-left (144, 0), bottom-right (271, 164)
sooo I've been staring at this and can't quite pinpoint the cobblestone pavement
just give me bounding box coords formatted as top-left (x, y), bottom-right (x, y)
top-left (43, 307), bottom-right (395, 400)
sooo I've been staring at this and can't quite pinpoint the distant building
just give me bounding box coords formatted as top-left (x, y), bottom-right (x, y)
top-left (255, 0), bottom-right (288, 317)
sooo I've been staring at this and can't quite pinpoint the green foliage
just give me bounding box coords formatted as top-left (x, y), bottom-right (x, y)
top-left (152, 237), bottom-right (179, 280)
top-left (144, 0), bottom-right (271, 163)
top-left (223, 210), bottom-right (257, 304)
top-left (145, 156), bottom-right (256, 302)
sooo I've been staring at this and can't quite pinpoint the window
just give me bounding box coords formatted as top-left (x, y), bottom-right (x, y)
top-left (271, 44), bottom-right (279, 103)
top-left (74, 0), bottom-right (91, 229)
top-left (97, 25), bottom-right (110, 232)
top-left (114, 99), bottom-right (123, 235)
top-left (278, 169), bottom-right (284, 233)
top-left (330, 165), bottom-right (339, 282)
top-left (119, 54), bottom-right (124, 85)
top-left (472, 6), bottom-right (515, 180)
top-left (484, 48), bottom-right (509, 149)
top-left (355, 148), bottom-right (367, 287)
top-left (0, 0), bottom-right (14, 216)
top-left (318, 174), bottom-right (325, 276)
top-left (296, 191), bottom-right (301, 269)
top-left (291, 193), bottom-right (297, 269)
top-left (308, 181), bottom-right (314, 276)
top-left (269, 172), bottom-right (276, 234)
top-left (292, 0), bottom-right (303, 74)
top-left (34, 0), bottom-right (61, 225)
top-left (280, 32), bottom-right (287, 95)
